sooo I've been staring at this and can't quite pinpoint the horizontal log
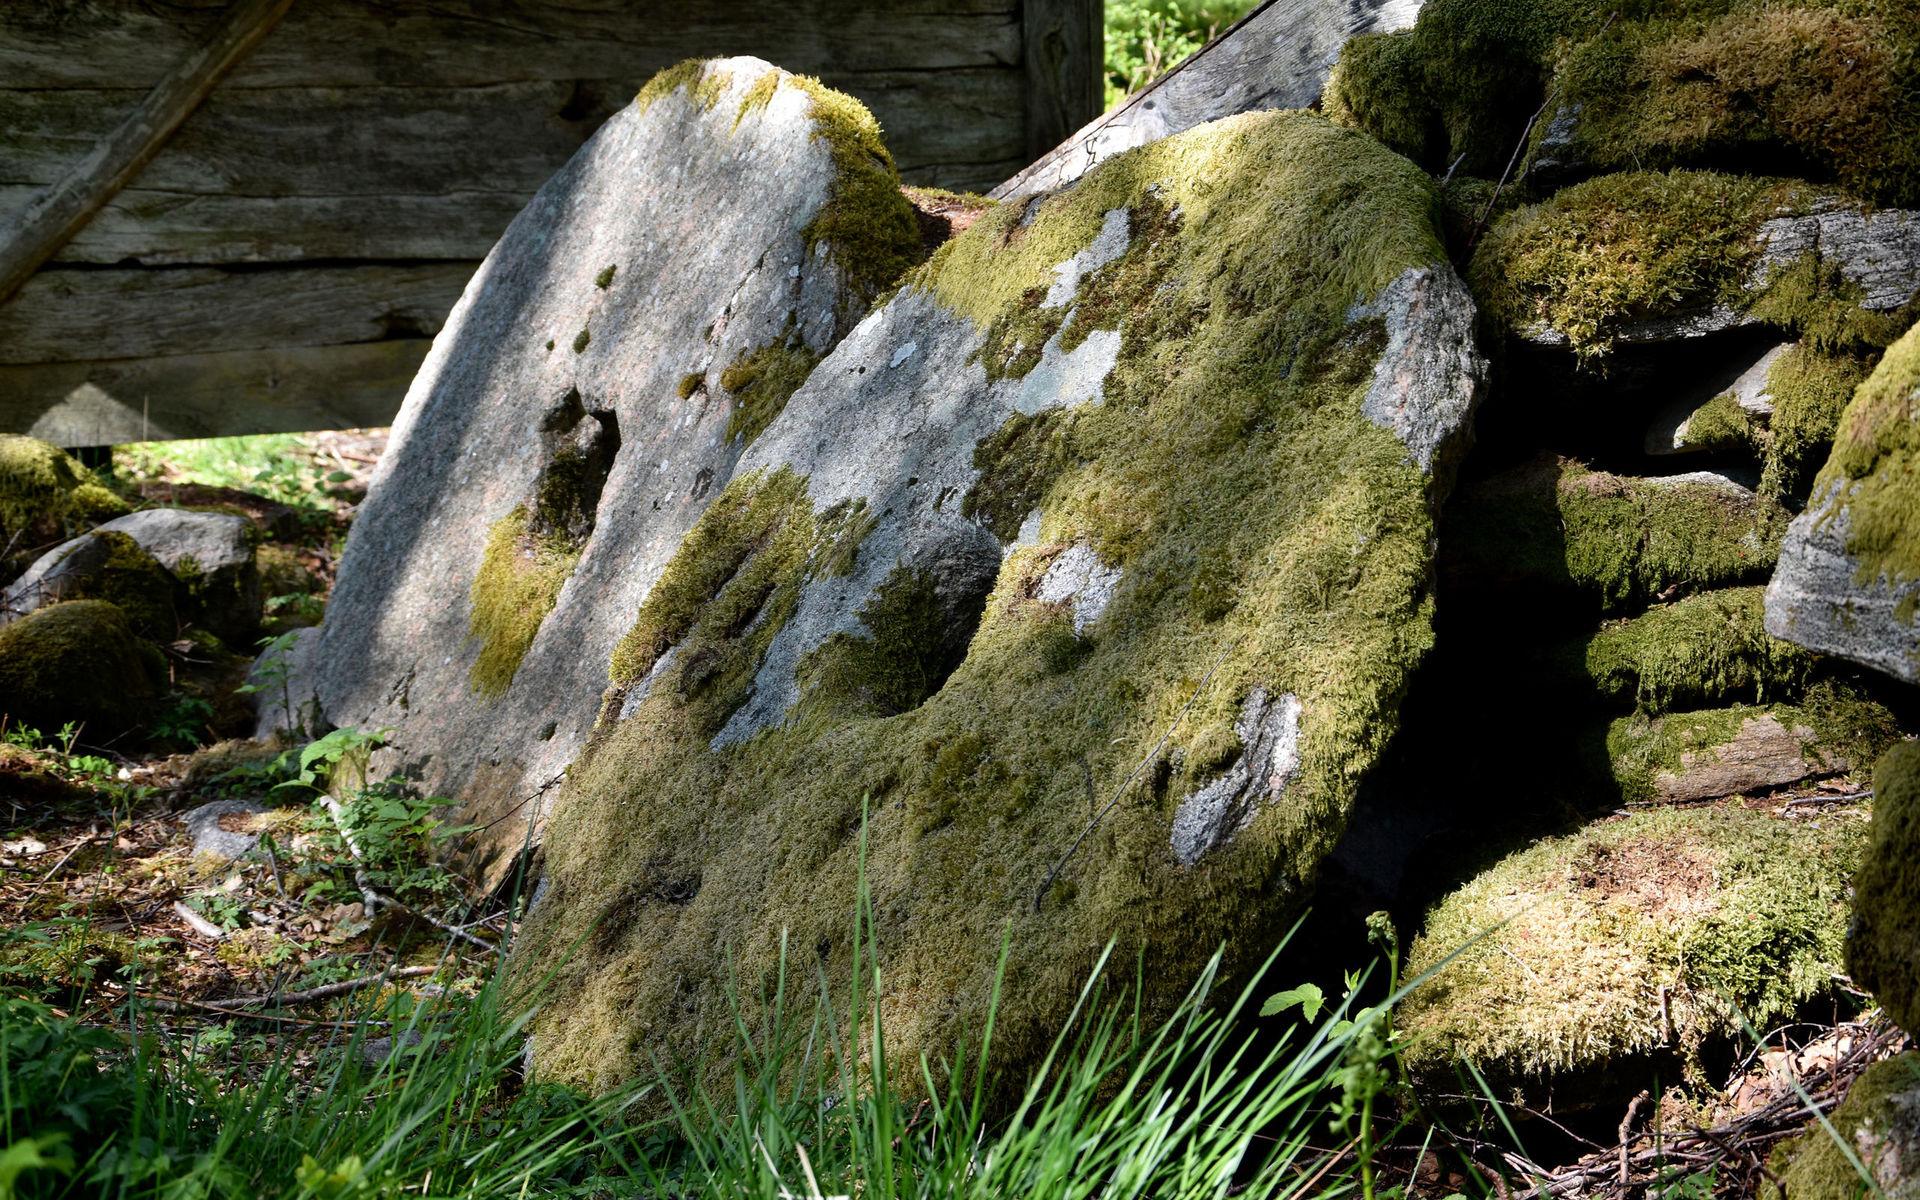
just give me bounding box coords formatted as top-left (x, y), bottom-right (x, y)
top-left (0, 340), bottom-right (427, 445)
top-left (0, 264), bottom-right (472, 364)
top-left (1, 72), bottom-right (1022, 261)
top-left (0, 1), bottom-right (1021, 88)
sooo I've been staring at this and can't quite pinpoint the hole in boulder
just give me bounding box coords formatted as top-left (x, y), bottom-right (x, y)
top-left (528, 387), bottom-right (621, 549)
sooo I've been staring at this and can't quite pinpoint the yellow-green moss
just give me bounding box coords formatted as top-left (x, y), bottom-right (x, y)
top-left (1469, 171), bottom-right (1800, 358)
top-left (1811, 319), bottom-right (1920, 618)
top-left (1846, 741), bottom-right (1920, 1033)
top-left (720, 339), bottom-right (821, 446)
top-left (571, 327), bottom-right (590, 355)
top-left (0, 599), bottom-right (164, 737)
top-left (1579, 586), bottom-right (1815, 712)
top-left (634, 59), bottom-right (734, 114)
top-left (1605, 681), bottom-right (1899, 803)
top-left (0, 435), bottom-right (128, 553)
top-left (960, 409), bottom-right (1074, 540)
top-left (518, 110), bottom-right (1458, 1099)
top-left (676, 372), bottom-right (705, 400)
top-left (467, 507), bottom-right (580, 698)
top-left (66, 530), bottom-right (178, 640)
top-left (594, 264), bottom-right (617, 290)
top-left (1760, 343), bottom-right (1872, 502)
top-left (1401, 803), bottom-right (1864, 1084)
top-left (1534, 5), bottom-right (1920, 207)
top-left (1445, 457), bottom-right (1786, 611)
top-left (1765, 1052), bottom-right (1920, 1200)
top-left (782, 75), bottom-right (923, 307)
top-left (1676, 391), bottom-right (1760, 455)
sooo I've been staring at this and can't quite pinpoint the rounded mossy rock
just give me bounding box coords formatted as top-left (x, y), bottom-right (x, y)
top-left (0, 530), bottom-right (178, 640)
top-left (1443, 455), bottom-right (1787, 612)
top-left (1846, 742), bottom-right (1920, 1035)
top-left (91, 509), bottom-right (260, 645)
top-left (0, 434), bottom-right (128, 570)
top-left (517, 109), bottom-right (1486, 1098)
top-left (1764, 1052), bottom-right (1920, 1200)
top-left (1401, 803), bottom-right (1864, 1102)
top-left (1767, 319), bottom-right (1920, 683)
top-left (305, 57), bottom-right (924, 844)
top-left (1468, 171), bottom-right (1920, 362)
top-left (1325, 0), bottom-right (1920, 207)
top-left (1570, 586), bottom-right (1816, 713)
top-left (1603, 681), bottom-right (1900, 805)
top-left (0, 600), bottom-right (165, 738)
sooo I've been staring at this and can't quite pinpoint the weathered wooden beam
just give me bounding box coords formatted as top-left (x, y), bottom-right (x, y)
top-left (994, 0), bottom-right (1423, 200)
top-left (0, 264), bottom-right (471, 365)
top-left (1022, 0), bottom-right (1103, 161)
top-left (0, 341), bottom-right (429, 447)
top-left (0, 0), bottom-right (294, 307)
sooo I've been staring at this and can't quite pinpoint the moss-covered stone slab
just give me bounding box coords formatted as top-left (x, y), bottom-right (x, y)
top-left (1401, 803), bottom-right (1863, 1095)
top-left (1644, 340), bottom-right (1786, 458)
top-left (1766, 1052), bottom-right (1920, 1200)
top-left (0, 434), bottom-right (127, 569)
top-left (1469, 172), bottom-right (1920, 360)
top-left (0, 529), bottom-right (177, 639)
top-left (0, 600), bottom-right (164, 738)
top-left (1767, 321), bottom-right (1920, 683)
top-left (1605, 684), bottom-right (1898, 805)
top-left (1577, 586), bottom-right (1815, 713)
top-left (518, 109), bottom-right (1485, 1093)
top-left (1325, 0), bottom-right (1920, 208)
top-left (1847, 743), bottom-right (1920, 1035)
top-left (1444, 457), bottom-right (1786, 612)
top-left (301, 58), bottom-right (923, 858)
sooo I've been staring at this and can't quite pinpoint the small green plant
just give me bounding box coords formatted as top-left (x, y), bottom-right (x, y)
top-left (187, 889), bottom-right (248, 933)
top-left (239, 630), bottom-right (311, 740)
top-left (149, 693), bottom-right (215, 748)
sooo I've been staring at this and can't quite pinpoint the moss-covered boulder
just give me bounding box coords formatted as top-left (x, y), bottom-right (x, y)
top-left (1444, 456), bottom-right (1786, 611)
top-left (1573, 586), bottom-right (1815, 712)
top-left (1401, 803), bottom-right (1863, 1099)
top-left (1469, 171), bottom-right (1920, 361)
top-left (1766, 1052), bottom-right (1920, 1200)
top-left (1767, 320), bottom-right (1920, 683)
top-left (0, 600), bottom-right (164, 738)
top-left (1605, 683), bottom-right (1899, 804)
top-left (302, 58), bottom-right (925, 834)
top-left (0, 434), bottom-right (128, 568)
top-left (516, 108), bottom-right (1485, 1093)
top-left (0, 530), bottom-right (178, 639)
top-left (1325, 0), bottom-right (1920, 207)
top-left (92, 509), bottom-right (259, 643)
top-left (1847, 743), bottom-right (1920, 1035)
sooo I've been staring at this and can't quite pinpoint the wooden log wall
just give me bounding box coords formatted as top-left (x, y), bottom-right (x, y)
top-left (0, 0), bottom-right (1100, 446)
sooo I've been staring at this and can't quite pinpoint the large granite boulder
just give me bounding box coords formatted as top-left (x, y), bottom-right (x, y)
top-left (1766, 321), bottom-right (1920, 683)
top-left (518, 109), bottom-right (1484, 1092)
top-left (299, 59), bottom-right (923, 850)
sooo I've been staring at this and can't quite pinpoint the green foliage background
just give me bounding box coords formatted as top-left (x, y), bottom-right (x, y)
top-left (1104, 0), bottom-right (1260, 108)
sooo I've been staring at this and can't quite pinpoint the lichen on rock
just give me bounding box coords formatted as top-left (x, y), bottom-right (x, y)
top-left (1766, 1051), bottom-right (1920, 1199)
top-left (516, 108), bottom-right (1484, 1096)
top-left (1401, 803), bottom-right (1864, 1094)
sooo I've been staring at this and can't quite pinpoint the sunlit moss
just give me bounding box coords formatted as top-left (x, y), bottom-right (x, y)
top-left (467, 508), bottom-right (580, 699)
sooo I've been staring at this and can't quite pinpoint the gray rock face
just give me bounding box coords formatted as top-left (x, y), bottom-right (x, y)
top-left (249, 625), bottom-right (324, 740)
top-left (96, 509), bottom-right (258, 642)
top-left (297, 59), bottom-right (919, 857)
top-left (0, 531), bottom-right (147, 624)
top-left (183, 798), bottom-right (269, 861)
top-left (1350, 265), bottom-right (1483, 481)
top-left (1170, 687), bottom-right (1303, 866)
top-left (1766, 482), bottom-right (1920, 683)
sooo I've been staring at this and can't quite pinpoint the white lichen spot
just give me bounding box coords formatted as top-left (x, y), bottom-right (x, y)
top-left (1043, 208), bottom-right (1131, 308)
top-left (1035, 542), bottom-right (1121, 634)
top-left (890, 341), bottom-right (918, 368)
top-left (1013, 326), bottom-right (1122, 416)
top-left (1169, 688), bottom-right (1303, 866)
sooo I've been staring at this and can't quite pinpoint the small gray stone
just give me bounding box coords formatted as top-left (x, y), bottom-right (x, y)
top-left (1035, 542), bottom-right (1122, 635)
top-left (183, 798), bottom-right (268, 861)
top-left (97, 509), bottom-right (259, 642)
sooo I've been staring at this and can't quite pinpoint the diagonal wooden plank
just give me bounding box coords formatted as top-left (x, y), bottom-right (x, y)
top-left (0, 0), bottom-right (294, 306)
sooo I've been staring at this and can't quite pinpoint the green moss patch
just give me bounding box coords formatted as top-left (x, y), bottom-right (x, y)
top-left (0, 435), bottom-right (127, 561)
top-left (1846, 741), bottom-right (1920, 1033)
top-left (517, 110), bottom-right (1462, 1098)
top-left (1577, 586), bottom-right (1815, 712)
top-left (720, 339), bottom-right (821, 446)
top-left (0, 600), bottom-right (164, 738)
top-left (1812, 319), bottom-right (1920, 618)
top-left (467, 507), bottom-right (581, 699)
top-left (1445, 457), bottom-right (1786, 611)
top-left (1758, 343), bottom-right (1872, 502)
top-left (1402, 802), bottom-right (1864, 1085)
top-left (1765, 1052), bottom-right (1920, 1200)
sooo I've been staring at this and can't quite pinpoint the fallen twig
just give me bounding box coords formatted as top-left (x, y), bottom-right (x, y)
top-left (139, 964), bottom-right (437, 1015)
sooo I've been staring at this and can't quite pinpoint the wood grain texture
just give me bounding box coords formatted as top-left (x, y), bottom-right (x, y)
top-left (0, 340), bottom-right (429, 445)
top-left (0, 265), bottom-right (471, 364)
top-left (1022, 0), bottom-right (1103, 160)
top-left (994, 0), bottom-right (1424, 199)
top-left (0, 0), bottom-right (292, 305)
